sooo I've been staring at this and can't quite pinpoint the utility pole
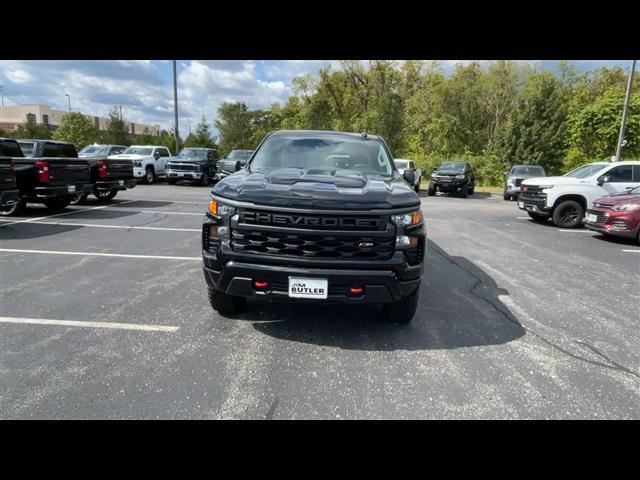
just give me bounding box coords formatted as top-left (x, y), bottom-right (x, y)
top-left (172, 60), bottom-right (180, 154)
top-left (119, 105), bottom-right (123, 120)
top-left (65, 94), bottom-right (71, 112)
top-left (614, 60), bottom-right (636, 162)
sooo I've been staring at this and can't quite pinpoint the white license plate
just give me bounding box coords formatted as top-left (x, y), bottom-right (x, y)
top-left (67, 185), bottom-right (76, 193)
top-left (288, 277), bottom-right (328, 299)
top-left (518, 201), bottom-right (524, 208)
top-left (586, 213), bottom-right (598, 223)
top-left (119, 180), bottom-right (124, 186)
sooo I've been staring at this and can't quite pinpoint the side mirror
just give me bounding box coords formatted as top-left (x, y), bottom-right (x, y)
top-left (432, 167), bottom-right (437, 172)
top-left (403, 169), bottom-right (417, 185)
top-left (625, 186), bottom-right (635, 193)
top-left (154, 153), bottom-right (160, 160)
top-left (597, 175), bottom-right (610, 186)
top-left (234, 160), bottom-right (243, 172)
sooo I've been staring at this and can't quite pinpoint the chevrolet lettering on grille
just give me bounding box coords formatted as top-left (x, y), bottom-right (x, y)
top-left (241, 211), bottom-right (383, 229)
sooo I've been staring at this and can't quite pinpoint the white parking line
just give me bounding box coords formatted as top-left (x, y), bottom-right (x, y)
top-left (106, 208), bottom-right (204, 216)
top-left (558, 229), bottom-right (594, 233)
top-left (122, 198), bottom-right (205, 205)
top-left (0, 316), bottom-right (179, 332)
top-left (516, 217), bottom-right (530, 220)
top-left (0, 220), bottom-right (200, 232)
top-left (0, 248), bottom-right (200, 261)
top-left (623, 249), bottom-right (640, 253)
top-left (0, 200), bottom-right (137, 227)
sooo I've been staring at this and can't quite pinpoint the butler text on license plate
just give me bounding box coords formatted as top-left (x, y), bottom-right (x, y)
top-left (289, 277), bottom-right (328, 299)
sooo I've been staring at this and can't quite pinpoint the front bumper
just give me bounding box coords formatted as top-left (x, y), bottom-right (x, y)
top-left (95, 179), bottom-right (137, 191)
top-left (167, 170), bottom-right (204, 180)
top-left (0, 188), bottom-right (20, 206)
top-left (518, 195), bottom-right (551, 215)
top-left (33, 183), bottom-right (93, 198)
top-left (505, 186), bottom-right (521, 195)
top-left (431, 179), bottom-right (467, 192)
top-left (585, 208), bottom-right (640, 239)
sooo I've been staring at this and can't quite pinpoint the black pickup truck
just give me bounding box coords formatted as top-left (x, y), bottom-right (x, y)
top-left (0, 140), bottom-right (20, 212)
top-left (202, 130), bottom-right (426, 323)
top-left (75, 143), bottom-right (137, 203)
top-left (0, 138), bottom-right (93, 216)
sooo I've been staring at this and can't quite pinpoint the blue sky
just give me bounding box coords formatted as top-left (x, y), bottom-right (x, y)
top-left (0, 60), bottom-right (634, 137)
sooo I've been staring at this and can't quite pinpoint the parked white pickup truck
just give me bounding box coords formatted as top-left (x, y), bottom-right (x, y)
top-left (518, 161), bottom-right (640, 228)
top-left (108, 145), bottom-right (172, 184)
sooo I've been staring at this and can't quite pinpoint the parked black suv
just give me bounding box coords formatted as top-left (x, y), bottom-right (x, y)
top-left (428, 161), bottom-right (475, 197)
top-left (202, 130), bottom-right (426, 323)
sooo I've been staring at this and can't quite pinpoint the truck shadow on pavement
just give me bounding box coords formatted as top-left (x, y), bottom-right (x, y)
top-left (247, 241), bottom-right (525, 351)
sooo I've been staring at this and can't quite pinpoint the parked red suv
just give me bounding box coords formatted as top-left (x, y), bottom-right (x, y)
top-left (585, 186), bottom-right (640, 243)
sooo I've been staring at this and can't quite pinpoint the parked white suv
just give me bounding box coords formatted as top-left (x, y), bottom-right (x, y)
top-left (108, 145), bottom-right (171, 184)
top-left (518, 161), bottom-right (640, 228)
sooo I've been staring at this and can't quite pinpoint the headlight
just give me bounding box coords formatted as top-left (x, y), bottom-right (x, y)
top-left (208, 198), bottom-right (236, 217)
top-left (392, 210), bottom-right (422, 226)
top-left (456, 174), bottom-right (465, 179)
top-left (612, 203), bottom-right (640, 212)
top-left (133, 160), bottom-right (142, 167)
top-left (431, 173), bottom-right (438, 179)
top-left (542, 185), bottom-right (554, 190)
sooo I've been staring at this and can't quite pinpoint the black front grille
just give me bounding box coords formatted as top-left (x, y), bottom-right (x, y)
top-left (168, 163), bottom-right (198, 172)
top-left (231, 229), bottom-right (395, 260)
top-left (514, 178), bottom-right (523, 187)
top-left (520, 185), bottom-right (546, 200)
top-left (587, 209), bottom-right (608, 224)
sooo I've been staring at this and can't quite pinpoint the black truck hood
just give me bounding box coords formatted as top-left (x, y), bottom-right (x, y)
top-left (168, 157), bottom-right (206, 164)
top-left (212, 168), bottom-right (420, 210)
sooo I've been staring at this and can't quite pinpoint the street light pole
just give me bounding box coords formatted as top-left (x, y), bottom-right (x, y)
top-left (172, 60), bottom-right (180, 154)
top-left (614, 60), bottom-right (636, 162)
top-left (65, 94), bottom-right (71, 112)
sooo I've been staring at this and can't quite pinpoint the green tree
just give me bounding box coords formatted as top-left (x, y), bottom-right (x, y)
top-left (136, 127), bottom-right (155, 145)
top-left (215, 102), bottom-right (254, 155)
top-left (101, 107), bottom-right (130, 146)
top-left (183, 115), bottom-right (219, 156)
top-left (158, 129), bottom-right (178, 155)
top-left (14, 115), bottom-right (52, 140)
top-left (52, 112), bottom-right (99, 149)
top-left (568, 88), bottom-right (640, 159)
top-left (497, 71), bottom-right (569, 174)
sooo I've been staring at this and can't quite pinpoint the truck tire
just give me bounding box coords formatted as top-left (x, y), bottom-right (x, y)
top-left (207, 287), bottom-right (246, 316)
top-left (69, 193), bottom-right (88, 205)
top-left (503, 192), bottom-right (510, 201)
top-left (43, 197), bottom-right (71, 212)
top-left (145, 167), bottom-right (155, 184)
top-left (94, 189), bottom-right (118, 203)
top-left (200, 171), bottom-right (210, 186)
top-left (167, 178), bottom-right (177, 185)
top-left (458, 187), bottom-right (468, 198)
top-left (414, 177), bottom-right (421, 192)
top-left (468, 186), bottom-right (474, 195)
top-left (427, 183), bottom-right (435, 196)
top-left (528, 211), bottom-right (548, 223)
top-left (552, 200), bottom-right (584, 229)
top-left (0, 198), bottom-right (26, 216)
top-left (383, 289), bottom-right (419, 324)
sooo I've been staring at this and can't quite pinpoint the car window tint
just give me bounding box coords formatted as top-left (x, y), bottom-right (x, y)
top-left (607, 165), bottom-right (633, 182)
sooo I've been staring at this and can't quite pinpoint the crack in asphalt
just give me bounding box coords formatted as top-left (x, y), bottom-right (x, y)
top-left (265, 397), bottom-right (279, 420)
top-left (430, 245), bottom-right (640, 380)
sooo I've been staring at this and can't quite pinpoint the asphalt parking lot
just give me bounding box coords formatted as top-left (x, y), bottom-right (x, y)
top-left (1, 183), bottom-right (639, 419)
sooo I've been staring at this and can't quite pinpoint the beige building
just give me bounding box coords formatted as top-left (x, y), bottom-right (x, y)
top-left (0, 103), bottom-right (163, 136)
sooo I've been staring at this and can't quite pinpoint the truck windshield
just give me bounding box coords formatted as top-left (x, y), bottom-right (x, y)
top-left (123, 147), bottom-right (152, 156)
top-left (511, 166), bottom-right (545, 176)
top-left (439, 162), bottom-right (465, 172)
top-left (250, 136), bottom-right (394, 177)
top-left (79, 145), bottom-right (110, 156)
top-left (564, 164), bottom-right (608, 179)
top-left (177, 149), bottom-right (207, 159)
top-left (18, 142), bottom-right (36, 157)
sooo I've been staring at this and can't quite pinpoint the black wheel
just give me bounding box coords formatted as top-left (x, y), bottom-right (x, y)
top-left (200, 171), bottom-right (210, 186)
top-left (503, 192), bottom-right (510, 201)
top-left (458, 187), bottom-right (468, 198)
top-left (528, 211), bottom-right (548, 223)
top-left (207, 287), bottom-right (246, 316)
top-left (427, 183), bottom-right (435, 196)
top-left (145, 167), bottom-right (155, 184)
top-left (468, 186), bottom-right (474, 195)
top-left (43, 197), bottom-right (71, 212)
top-left (69, 193), bottom-right (88, 205)
top-left (414, 177), bottom-right (421, 192)
top-left (0, 198), bottom-right (26, 216)
top-left (94, 189), bottom-right (117, 203)
top-left (167, 178), bottom-right (177, 185)
top-left (383, 289), bottom-right (419, 324)
top-left (552, 200), bottom-right (584, 228)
